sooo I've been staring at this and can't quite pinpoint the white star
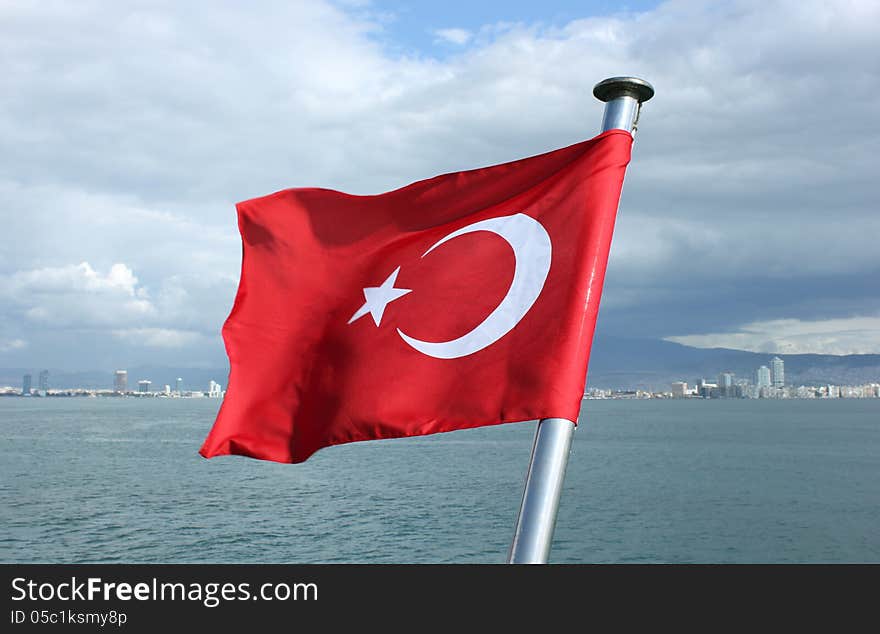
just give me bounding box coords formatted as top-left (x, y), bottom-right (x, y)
top-left (348, 267), bottom-right (412, 327)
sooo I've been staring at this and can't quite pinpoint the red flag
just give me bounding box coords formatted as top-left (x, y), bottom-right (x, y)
top-left (201, 130), bottom-right (633, 463)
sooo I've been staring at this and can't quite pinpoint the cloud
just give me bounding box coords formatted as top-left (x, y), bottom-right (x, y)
top-left (666, 315), bottom-right (880, 355)
top-left (0, 259), bottom-right (232, 338)
top-left (5, 262), bottom-right (139, 296)
top-left (606, 211), bottom-right (880, 282)
top-left (433, 28), bottom-right (472, 46)
top-left (111, 328), bottom-right (206, 348)
top-left (0, 262), bottom-right (154, 327)
top-left (0, 0), bottom-right (878, 366)
top-left (0, 338), bottom-right (27, 353)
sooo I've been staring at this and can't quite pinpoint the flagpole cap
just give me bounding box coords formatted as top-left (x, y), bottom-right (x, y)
top-left (593, 77), bottom-right (654, 103)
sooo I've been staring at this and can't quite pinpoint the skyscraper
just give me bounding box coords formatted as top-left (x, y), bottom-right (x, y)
top-left (718, 371), bottom-right (735, 397)
top-left (175, 377), bottom-right (183, 394)
top-left (756, 366), bottom-right (771, 388)
top-left (137, 380), bottom-right (151, 393)
top-left (38, 370), bottom-right (49, 391)
top-left (22, 374), bottom-right (32, 396)
top-left (771, 356), bottom-right (784, 388)
top-left (114, 370), bottom-right (128, 393)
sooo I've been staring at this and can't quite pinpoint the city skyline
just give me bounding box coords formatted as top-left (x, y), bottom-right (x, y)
top-left (5, 367), bottom-right (224, 397)
top-left (664, 356), bottom-right (880, 399)
top-left (5, 357), bottom-right (877, 400)
top-left (0, 369), bottom-right (225, 397)
top-left (6, 336), bottom-right (880, 395)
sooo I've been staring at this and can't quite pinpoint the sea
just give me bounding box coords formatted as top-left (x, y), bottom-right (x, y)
top-left (1, 397), bottom-right (878, 563)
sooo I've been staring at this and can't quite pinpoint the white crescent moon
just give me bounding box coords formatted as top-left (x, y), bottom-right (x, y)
top-left (397, 213), bottom-right (552, 359)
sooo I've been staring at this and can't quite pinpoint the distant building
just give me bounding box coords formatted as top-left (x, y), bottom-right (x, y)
top-left (756, 366), bottom-right (771, 389)
top-left (22, 374), bottom-right (32, 396)
top-left (163, 384), bottom-right (171, 395)
top-left (38, 370), bottom-right (49, 391)
top-left (175, 377), bottom-right (183, 394)
top-left (208, 380), bottom-right (222, 398)
top-left (718, 372), bottom-right (735, 398)
top-left (671, 382), bottom-right (688, 398)
top-left (695, 379), bottom-right (717, 398)
top-left (114, 370), bottom-right (128, 393)
top-left (771, 356), bottom-right (784, 388)
top-left (137, 380), bottom-right (151, 393)
top-left (796, 386), bottom-right (815, 399)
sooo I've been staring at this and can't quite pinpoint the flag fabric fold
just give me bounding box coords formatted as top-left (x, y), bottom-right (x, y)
top-left (201, 129), bottom-right (633, 463)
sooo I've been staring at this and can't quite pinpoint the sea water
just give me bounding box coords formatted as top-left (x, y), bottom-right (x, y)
top-left (1, 397), bottom-right (878, 563)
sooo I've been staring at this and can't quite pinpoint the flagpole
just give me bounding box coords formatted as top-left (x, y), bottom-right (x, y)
top-left (507, 76), bottom-right (654, 564)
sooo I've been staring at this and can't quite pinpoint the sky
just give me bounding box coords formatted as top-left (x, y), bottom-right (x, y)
top-left (0, 0), bottom-right (878, 372)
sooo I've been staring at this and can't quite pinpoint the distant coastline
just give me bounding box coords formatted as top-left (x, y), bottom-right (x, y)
top-left (3, 337), bottom-right (879, 400)
top-left (0, 389), bottom-right (223, 399)
top-left (583, 386), bottom-right (880, 400)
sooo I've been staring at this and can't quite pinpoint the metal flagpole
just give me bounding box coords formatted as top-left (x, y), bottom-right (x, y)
top-left (507, 76), bottom-right (654, 564)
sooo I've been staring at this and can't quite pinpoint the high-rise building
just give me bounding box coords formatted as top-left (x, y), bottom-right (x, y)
top-left (208, 380), bottom-right (222, 398)
top-left (22, 374), bottom-right (32, 396)
top-left (137, 380), bottom-right (151, 393)
top-left (718, 371), bottom-right (735, 397)
top-left (38, 370), bottom-right (49, 391)
top-left (114, 370), bottom-right (128, 393)
top-left (756, 366), bottom-right (771, 388)
top-left (671, 382), bottom-right (688, 398)
top-left (175, 377), bottom-right (183, 394)
top-left (770, 356), bottom-right (784, 388)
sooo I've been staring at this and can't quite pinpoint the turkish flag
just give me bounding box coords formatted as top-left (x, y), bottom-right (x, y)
top-left (201, 130), bottom-right (633, 463)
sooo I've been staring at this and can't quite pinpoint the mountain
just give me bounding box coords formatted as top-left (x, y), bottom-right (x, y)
top-left (585, 336), bottom-right (880, 390)
top-left (3, 338), bottom-right (878, 392)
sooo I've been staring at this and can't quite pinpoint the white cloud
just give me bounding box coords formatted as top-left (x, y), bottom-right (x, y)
top-left (5, 262), bottom-right (139, 296)
top-left (433, 28), bottom-right (472, 46)
top-left (111, 328), bottom-right (206, 348)
top-left (666, 315), bottom-right (880, 355)
top-left (0, 180), bottom-right (238, 276)
top-left (0, 260), bottom-right (233, 339)
top-left (0, 338), bottom-right (27, 353)
top-left (0, 262), bottom-right (155, 328)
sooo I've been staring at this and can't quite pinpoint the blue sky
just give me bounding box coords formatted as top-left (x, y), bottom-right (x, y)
top-left (0, 0), bottom-right (878, 372)
top-left (347, 1), bottom-right (662, 56)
